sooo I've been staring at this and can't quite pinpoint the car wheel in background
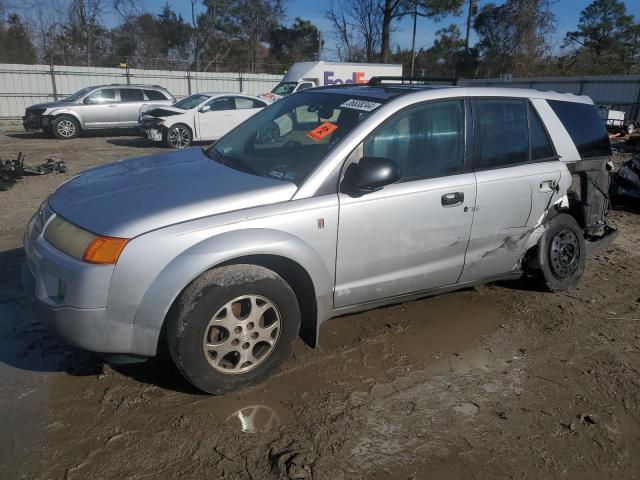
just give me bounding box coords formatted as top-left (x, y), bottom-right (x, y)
top-left (52, 115), bottom-right (79, 140)
top-left (165, 124), bottom-right (192, 149)
top-left (527, 213), bottom-right (586, 292)
top-left (166, 264), bottom-right (301, 394)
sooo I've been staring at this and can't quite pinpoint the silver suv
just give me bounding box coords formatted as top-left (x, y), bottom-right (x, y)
top-left (22, 79), bottom-right (616, 394)
top-left (22, 84), bottom-right (175, 139)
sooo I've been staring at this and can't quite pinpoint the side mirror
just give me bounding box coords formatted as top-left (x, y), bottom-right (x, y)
top-left (199, 105), bottom-right (211, 113)
top-left (341, 157), bottom-right (401, 196)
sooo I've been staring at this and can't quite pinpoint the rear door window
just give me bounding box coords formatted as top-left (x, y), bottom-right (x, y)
top-left (547, 100), bottom-right (610, 158)
top-left (474, 99), bottom-right (529, 169)
top-left (528, 103), bottom-right (556, 161)
top-left (119, 89), bottom-right (144, 102)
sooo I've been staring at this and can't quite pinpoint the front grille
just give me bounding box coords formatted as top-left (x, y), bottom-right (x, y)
top-left (25, 108), bottom-right (46, 116)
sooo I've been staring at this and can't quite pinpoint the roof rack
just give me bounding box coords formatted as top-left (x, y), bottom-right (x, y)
top-left (368, 76), bottom-right (458, 86)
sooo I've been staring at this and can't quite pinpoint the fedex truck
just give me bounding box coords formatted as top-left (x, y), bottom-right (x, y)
top-left (260, 61), bottom-right (403, 102)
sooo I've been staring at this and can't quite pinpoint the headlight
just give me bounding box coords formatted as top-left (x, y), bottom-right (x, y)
top-left (43, 215), bottom-right (128, 264)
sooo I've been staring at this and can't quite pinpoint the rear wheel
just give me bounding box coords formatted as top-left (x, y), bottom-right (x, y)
top-left (165, 124), bottom-right (192, 149)
top-left (166, 265), bottom-right (300, 394)
top-left (52, 115), bottom-right (79, 139)
top-left (528, 213), bottom-right (586, 292)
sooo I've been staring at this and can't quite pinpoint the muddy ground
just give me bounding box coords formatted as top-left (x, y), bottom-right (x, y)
top-left (1, 129), bottom-right (639, 480)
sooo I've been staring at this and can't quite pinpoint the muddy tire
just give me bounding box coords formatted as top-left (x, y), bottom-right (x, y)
top-left (166, 264), bottom-right (300, 394)
top-left (52, 115), bottom-right (79, 140)
top-left (528, 213), bottom-right (586, 292)
top-left (165, 124), bottom-right (192, 149)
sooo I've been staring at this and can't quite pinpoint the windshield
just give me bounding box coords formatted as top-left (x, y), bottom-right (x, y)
top-left (207, 91), bottom-right (386, 186)
top-left (174, 94), bottom-right (211, 110)
top-left (65, 87), bottom-right (93, 103)
top-left (271, 82), bottom-right (298, 96)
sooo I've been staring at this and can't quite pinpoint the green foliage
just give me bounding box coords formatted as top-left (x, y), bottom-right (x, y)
top-left (563, 0), bottom-right (640, 74)
top-left (0, 14), bottom-right (37, 64)
top-left (269, 18), bottom-right (321, 66)
top-left (473, 0), bottom-right (556, 77)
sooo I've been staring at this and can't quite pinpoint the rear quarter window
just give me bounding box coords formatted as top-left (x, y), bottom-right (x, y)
top-left (547, 100), bottom-right (611, 158)
top-left (144, 89), bottom-right (169, 101)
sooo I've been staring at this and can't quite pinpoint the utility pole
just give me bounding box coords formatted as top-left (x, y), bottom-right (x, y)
top-left (410, 3), bottom-right (418, 76)
top-left (318, 31), bottom-right (323, 60)
top-left (465, 0), bottom-right (477, 51)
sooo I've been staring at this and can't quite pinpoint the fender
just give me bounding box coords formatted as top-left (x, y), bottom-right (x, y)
top-left (45, 108), bottom-right (84, 128)
top-left (132, 228), bottom-right (334, 352)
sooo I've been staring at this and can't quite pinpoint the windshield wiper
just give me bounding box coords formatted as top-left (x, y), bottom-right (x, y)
top-left (209, 148), bottom-right (259, 176)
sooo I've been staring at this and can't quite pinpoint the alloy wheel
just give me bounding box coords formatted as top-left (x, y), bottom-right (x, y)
top-left (56, 119), bottom-right (76, 138)
top-left (202, 295), bottom-right (282, 374)
top-left (169, 126), bottom-right (190, 148)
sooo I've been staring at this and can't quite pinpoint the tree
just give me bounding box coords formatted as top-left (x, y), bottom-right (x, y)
top-left (392, 23), bottom-right (477, 77)
top-left (0, 13), bottom-right (37, 63)
top-left (157, 4), bottom-right (192, 61)
top-left (327, 0), bottom-right (361, 61)
top-left (563, 0), bottom-right (639, 74)
top-left (225, 0), bottom-right (284, 72)
top-left (269, 18), bottom-right (321, 66)
top-left (65, 0), bottom-right (109, 66)
top-left (473, 0), bottom-right (556, 77)
top-left (379, 0), bottom-right (463, 62)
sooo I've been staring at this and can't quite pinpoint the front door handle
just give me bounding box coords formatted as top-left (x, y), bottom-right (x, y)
top-left (441, 192), bottom-right (464, 207)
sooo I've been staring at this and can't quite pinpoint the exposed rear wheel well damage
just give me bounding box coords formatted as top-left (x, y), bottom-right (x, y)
top-left (160, 254), bottom-right (318, 354)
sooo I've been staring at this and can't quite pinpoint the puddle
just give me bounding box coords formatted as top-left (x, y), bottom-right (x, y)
top-left (224, 404), bottom-right (283, 433)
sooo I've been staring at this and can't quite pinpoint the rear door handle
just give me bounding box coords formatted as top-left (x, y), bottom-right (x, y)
top-left (540, 179), bottom-right (559, 192)
top-left (441, 192), bottom-right (464, 207)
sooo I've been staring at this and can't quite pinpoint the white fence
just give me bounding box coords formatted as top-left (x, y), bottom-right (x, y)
top-left (0, 63), bottom-right (283, 120)
top-left (463, 75), bottom-right (640, 122)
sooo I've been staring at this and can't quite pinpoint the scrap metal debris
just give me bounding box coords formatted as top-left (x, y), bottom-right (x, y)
top-left (611, 154), bottom-right (640, 201)
top-left (0, 152), bottom-right (67, 191)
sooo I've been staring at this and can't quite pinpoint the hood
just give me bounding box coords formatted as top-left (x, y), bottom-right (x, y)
top-left (48, 148), bottom-right (297, 238)
top-left (27, 101), bottom-right (75, 111)
top-left (140, 104), bottom-right (185, 116)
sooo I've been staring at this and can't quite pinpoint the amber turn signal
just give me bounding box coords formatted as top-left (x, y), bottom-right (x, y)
top-left (83, 236), bottom-right (128, 264)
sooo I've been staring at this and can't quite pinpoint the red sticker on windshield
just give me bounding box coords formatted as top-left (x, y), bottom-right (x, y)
top-left (307, 122), bottom-right (338, 141)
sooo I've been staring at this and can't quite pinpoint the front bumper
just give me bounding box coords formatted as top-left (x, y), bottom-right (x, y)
top-left (22, 114), bottom-right (46, 130)
top-left (22, 214), bottom-right (159, 356)
top-left (139, 127), bottom-right (163, 142)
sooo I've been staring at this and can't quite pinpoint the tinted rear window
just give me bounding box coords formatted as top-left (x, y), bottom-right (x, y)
top-left (144, 89), bottom-right (168, 101)
top-left (548, 100), bottom-right (610, 158)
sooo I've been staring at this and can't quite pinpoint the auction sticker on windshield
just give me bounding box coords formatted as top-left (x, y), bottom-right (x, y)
top-left (340, 99), bottom-right (382, 112)
top-left (308, 122), bottom-right (338, 142)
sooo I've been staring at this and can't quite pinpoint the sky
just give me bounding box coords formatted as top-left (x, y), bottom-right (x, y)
top-left (142, 0), bottom-right (640, 59)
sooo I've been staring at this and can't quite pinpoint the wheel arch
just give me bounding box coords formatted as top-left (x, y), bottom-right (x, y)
top-left (48, 109), bottom-right (83, 128)
top-left (131, 228), bottom-right (334, 355)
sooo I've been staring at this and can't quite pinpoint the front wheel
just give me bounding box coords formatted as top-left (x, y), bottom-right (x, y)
top-left (166, 265), bottom-right (300, 394)
top-left (527, 213), bottom-right (586, 292)
top-left (165, 124), bottom-right (192, 149)
top-left (52, 115), bottom-right (79, 139)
